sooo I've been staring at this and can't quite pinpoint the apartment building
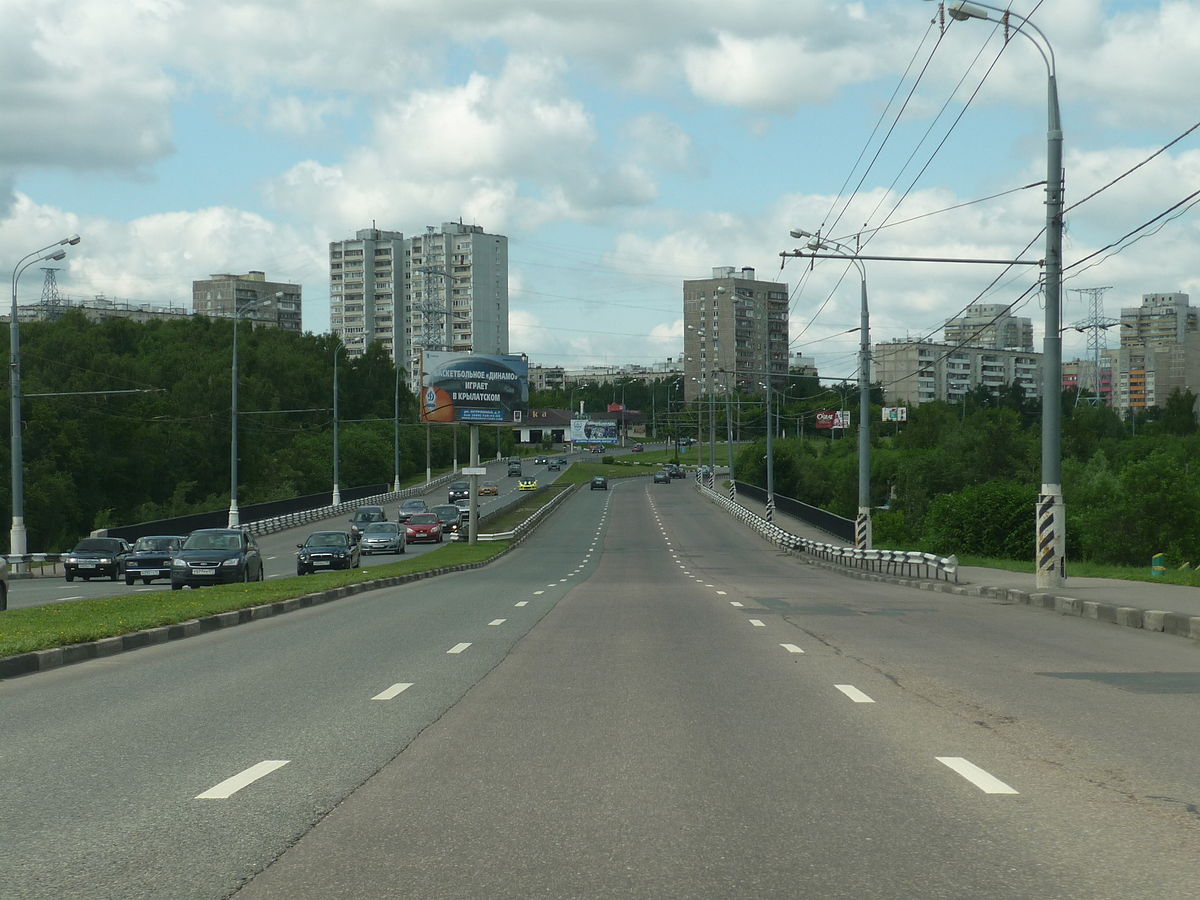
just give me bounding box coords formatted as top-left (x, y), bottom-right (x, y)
top-left (943, 303), bottom-right (1033, 350)
top-left (329, 223), bottom-right (508, 382)
top-left (874, 339), bottom-right (1042, 406)
top-left (192, 271), bottom-right (302, 332)
top-left (682, 266), bottom-right (789, 402)
top-left (1102, 293), bottom-right (1200, 413)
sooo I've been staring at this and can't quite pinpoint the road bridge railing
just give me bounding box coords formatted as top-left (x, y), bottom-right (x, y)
top-left (697, 478), bottom-right (958, 583)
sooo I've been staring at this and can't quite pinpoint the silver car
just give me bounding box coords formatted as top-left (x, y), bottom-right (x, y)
top-left (359, 521), bottom-right (405, 555)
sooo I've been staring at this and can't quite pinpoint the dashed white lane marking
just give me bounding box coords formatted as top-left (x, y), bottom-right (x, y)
top-left (372, 682), bottom-right (414, 701)
top-left (58, 596), bottom-right (84, 602)
top-left (936, 757), bottom-right (1018, 794)
top-left (547, 584), bottom-right (558, 587)
top-left (515, 601), bottom-right (528, 607)
top-left (730, 601), bottom-right (743, 607)
top-left (716, 591), bottom-right (727, 596)
top-left (196, 760), bottom-right (290, 799)
top-left (834, 684), bottom-right (874, 702)
top-left (135, 588), bottom-right (155, 593)
top-left (534, 590), bottom-right (545, 595)
top-left (749, 619), bottom-right (766, 627)
top-left (704, 583), bottom-right (714, 587)
top-left (780, 644), bottom-right (804, 654)
top-left (447, 642), bottom-right (472, 654)
top-left (488, 619), bottom-right (506, 626)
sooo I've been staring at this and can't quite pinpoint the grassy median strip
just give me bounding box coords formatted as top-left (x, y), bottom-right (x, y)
top-left (554, 462), bottom-right (651, 484)
top-left (0, 541), bottom-right (507, 658)
top-left (957, 554), bottom-right (1200, 587)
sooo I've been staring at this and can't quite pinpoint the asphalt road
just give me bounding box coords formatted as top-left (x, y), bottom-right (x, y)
top-left (4, 455), bottom-right (557, 611)
top-left (5, 475), bottom-right (1198, 898)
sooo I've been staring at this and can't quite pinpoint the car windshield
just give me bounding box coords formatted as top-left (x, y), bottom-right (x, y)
top-left (401, 500), bottom-right (427, 511)
top-left (408, 514), bottom-right (438, 525)
top-left (363, 523), bottom-right (398, 534)
top-left (431, 506), bottom-right (460, 518)
top-left (483, 481), bottom-right (497, 488)
top-left (352, 509), bottom-right (384, 523)
top-left (73, 539), bottom-right (122, 552)
top-left (450, 482), bottom-right (468, 491)
top-left (184, 532), bottom-right (242, 551)
top-left (133, 537), bottom-right (177, 552)
top-left (306, 532), bottom-right (348, 547)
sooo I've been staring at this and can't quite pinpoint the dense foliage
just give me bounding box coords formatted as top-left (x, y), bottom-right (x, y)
top-left (732, 381), bottom-right (1200, 567)
top-left (2, 313), bottom-right (514, 549)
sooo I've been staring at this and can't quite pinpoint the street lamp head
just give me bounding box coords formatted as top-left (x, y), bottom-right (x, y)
top-left (789, 228), bottom-right (814, 239)
top-left (62, 234), bottom-right (81, 246)
top-left (947, 1), bottom-right (991, 21)
top-left (46, 249), bottom-right (66, 262)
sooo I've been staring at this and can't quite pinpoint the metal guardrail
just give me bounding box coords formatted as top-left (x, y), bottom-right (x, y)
top-left (3, 472), bottom-right (461, 571)
top-left (696, 479), bottom-right (958, 582)
top-left (472, 485), bottom-right (578, 541)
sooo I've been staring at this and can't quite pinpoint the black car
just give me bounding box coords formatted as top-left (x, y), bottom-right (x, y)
top-left (431, 504), bottom-right (469, 540)
top-left (124, 535), bottom-right (185, 585)
top-left (547, 459), bottom-right (562, 471)
top-left (653, 471), bottom-right (671, 484)
top-left (64, 537), bottom-right (131, 582)
top-left (448, 481), bottom-right (470, 503)
top-left (296, 531), bottom-right (360, 575)
top-left (397, 498), bottom-right (429, 522)
top-left (590, 476), bottom-right (608, 490)
top-left (348, 505), bottom-right (387, 541)
top-left (171, 529), bottom-right (264, 590)
top-left (665, 463), bottom-right (685, 479)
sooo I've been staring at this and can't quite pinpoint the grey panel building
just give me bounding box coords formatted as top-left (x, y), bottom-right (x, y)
top-left (683, 266), bottom-right (788, 402)
top-left (943, 303), bottom-right (1033, 350)
top-left (192, 271), bottom-right (302, 332)
top-left (875, 339), bottom-right (1042, 406)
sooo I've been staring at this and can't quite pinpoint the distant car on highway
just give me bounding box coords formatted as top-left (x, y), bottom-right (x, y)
top-left (653, 470), bottom-right (671, 484)
top-left (533, 456), bottom-right (549, 465)
top-left (359, 521), bottom-right (405, 555)
top-left (665, 463), bottom-right (685, 479)
top-left (171, 529), bottom-right (263, 590)
top-left (631, 444), bottom-right (643, 453)
top-left (479, 480), bottom-right (499, 496)
top-left (397, 498), bottom-right (429, 522)
top-left (590, 445), bottom-right (605, 453)
top-left (518, 476), bottom-right (538, 492)
top-left (124, 535), bottom-right (185, 585)
top-left (507, 461), bottom-right (522, 476)
top-left (547, 459), bottom-right (562, 471)
top-left (405, 513), bottom-right (444, 543)
top-left (296, 530), bottom-right (360, 575)
top-left (590, 476), bottom-right (608, 490)
top-left (348, 505), bottom-right (387, 541)
top-left (448, 481), bottom-right (470, 503)
top-left (64, 537), bottom-right (131, 582)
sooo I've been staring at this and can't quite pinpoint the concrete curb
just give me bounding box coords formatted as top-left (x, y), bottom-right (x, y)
top-left (790, 551), bottom-right (1200, 644)
top-left (0, 486), bottom-right (577, 680)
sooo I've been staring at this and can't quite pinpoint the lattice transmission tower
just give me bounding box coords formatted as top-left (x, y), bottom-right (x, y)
top-left (1068, 286), bottom-right (1116, 405)
top-left (39, 267), bottom-right (69, 321)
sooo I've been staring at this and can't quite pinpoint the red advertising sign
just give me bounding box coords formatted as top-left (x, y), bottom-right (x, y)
top-left (607, 403), bottom-right (625, 412)
top-left (814, 410), bottom-right (836, 429)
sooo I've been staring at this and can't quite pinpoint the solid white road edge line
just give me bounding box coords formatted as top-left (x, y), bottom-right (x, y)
top-left (447, 642), bottom-right (472, 654)
top-left (835, 684), bottom-right (875, 703)
top-left (372, 682), bottom-right (414, 701)
top-left (196, 760), bottom-right (290, 799)
top-left (936, 757), bottom-right (1018, 794)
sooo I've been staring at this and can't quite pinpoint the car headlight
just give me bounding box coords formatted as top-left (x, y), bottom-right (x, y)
top-left (298, 552), bottom-right (310, 561)
top-left (406, 528), bottom-right (416, 535)
top-left (334, 551), bottom-right (346, 558)
top-left (221, 558), bottom-right (240, 567)
top-left (65, 556), bottom-right (77, 564)
top-left (172, 558), bottom-right (186, 567)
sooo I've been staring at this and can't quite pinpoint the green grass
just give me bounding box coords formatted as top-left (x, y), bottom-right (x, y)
top-left (482, 484), bottom-right (573, 533)
top-left (608, 444), bottom-right (732, 467)
top-left (0, 541), bottom-right (508, 658)
top-left (956, 554), bottom-right (1200, 587)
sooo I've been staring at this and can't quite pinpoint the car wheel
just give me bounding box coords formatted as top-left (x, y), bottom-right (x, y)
top-left (65, 573), bottom-right (74, 582)
top-left (111, 571), bottom-right (119, 582)
top-left (143, 578), bottom-right (152, 585)
top-left (125, 576), bottom-right (135, 586)
top-left (297, 567), bottom-right (306, 576)
top-left (242, 568), bottom-right (250, 584)
top-left (171, 582), bottom-right (182, 591)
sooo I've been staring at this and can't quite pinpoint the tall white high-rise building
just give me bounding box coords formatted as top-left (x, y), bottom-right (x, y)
top-left (330, 222), bottom-right (509, 383)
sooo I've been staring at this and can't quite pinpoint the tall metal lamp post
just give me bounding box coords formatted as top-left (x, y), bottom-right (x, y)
top-left (332, 341), bottom-right (344, 506)
top-left (10, 234), bottom-right (81, 562)
top-left (228, 294), bottom-right (277, 527)
top-left (931, 0), bottom-right (1065, 585)
top-left (791, 229), bottom-right (872, 549)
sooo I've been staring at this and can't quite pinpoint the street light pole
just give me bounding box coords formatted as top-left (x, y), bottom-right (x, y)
top-left (9, 234), bottom-right (80, 562)
top-left (332, 342), bottom-right (343, 506)
top-left (393, 360), bottom-right (402, 492)
top-left (791, 229), bottom-right (872, 548)
top-left (935, 0), bottom-right (1064, 585)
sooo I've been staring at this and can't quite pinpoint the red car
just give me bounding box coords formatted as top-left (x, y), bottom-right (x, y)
top-left (405, 513), bottom-right (444, 543)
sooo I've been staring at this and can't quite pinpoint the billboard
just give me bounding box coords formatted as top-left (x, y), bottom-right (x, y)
top-left (419, 352), bottom-right (529, 424)
top-left (882, 407), bottom-right (908, 422)
top-left (570, 418), bottom-right (618, 444)
top-left (814, 410), bottom-right (851, 430)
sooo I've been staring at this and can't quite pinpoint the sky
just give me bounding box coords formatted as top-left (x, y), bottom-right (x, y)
top-left (3, 0), bottom-right (1199, 383)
